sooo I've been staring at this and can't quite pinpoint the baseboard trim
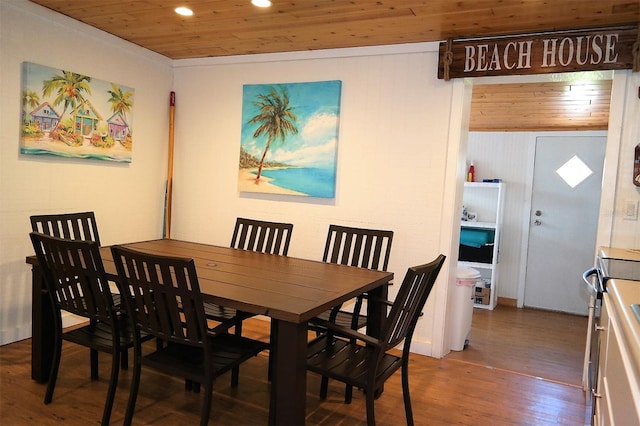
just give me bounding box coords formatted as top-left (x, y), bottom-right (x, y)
top-left (497, 297), bottom-right (517, 307)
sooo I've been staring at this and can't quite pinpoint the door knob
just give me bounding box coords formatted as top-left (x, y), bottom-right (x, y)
top-left (535, 210), bottom-right (542, 216)
top-left (534, 219), bottom-right (542, 226)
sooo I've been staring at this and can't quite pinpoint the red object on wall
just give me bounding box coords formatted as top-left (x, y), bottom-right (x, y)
top-left (467, 162), bottom-right (475, 182)
top-left (634, 144), bottom-right (640, 187)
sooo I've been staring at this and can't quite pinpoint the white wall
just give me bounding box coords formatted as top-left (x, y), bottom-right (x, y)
top-left (610, 71), bottom-right (640, 248)
top-left (1, 0), bottom-right (635, 357)
top-left (170, 46), bottom-right (460, 356)
top-left (0, 1), bottom-right (173, 344)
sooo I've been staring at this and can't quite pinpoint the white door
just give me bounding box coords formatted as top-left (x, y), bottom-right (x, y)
top-left (524, 135), bottom-right (606, 315)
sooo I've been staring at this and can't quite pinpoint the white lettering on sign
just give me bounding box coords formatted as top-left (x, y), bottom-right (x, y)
top-left (541, 34), bottom-right (618, 68)
top-left (463, 32), bottom-right (620, 73)
top-left (464, 41), bottom-right (532, 72)
top-left (604, 34), bottom-right (619, 63)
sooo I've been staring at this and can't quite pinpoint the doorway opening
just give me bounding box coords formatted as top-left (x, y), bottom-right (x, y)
top-left (452, 71), bottom-right (614, 384)
top-left (464, 72), bottom-right (612, 312)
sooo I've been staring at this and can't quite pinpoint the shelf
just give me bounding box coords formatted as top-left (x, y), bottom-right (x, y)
top-left (464, 181), bottom-right (502, 189)
top-left (459, 260), bottom-right (494, 270)
top-left (474, 303), bottom-right (492, 310)
top-left (459, 181), bottom-right (504, 311)
top-left (461, 221), bottom-right (496, 229)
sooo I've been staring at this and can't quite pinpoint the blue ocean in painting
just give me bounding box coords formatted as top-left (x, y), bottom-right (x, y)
top-left (20, 147), bottom-right (131, 163)
top-left (258, 167), bottom-right (335, 198)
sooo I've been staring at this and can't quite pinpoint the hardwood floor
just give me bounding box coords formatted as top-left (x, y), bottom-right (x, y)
top-left (0, 308), bottom-right (590, 425)
top-left (446, 305), bottom-right (588, 387)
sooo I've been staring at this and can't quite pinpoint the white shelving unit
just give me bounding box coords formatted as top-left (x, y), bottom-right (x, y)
top-left (459, 182), bottom-right (505, 310)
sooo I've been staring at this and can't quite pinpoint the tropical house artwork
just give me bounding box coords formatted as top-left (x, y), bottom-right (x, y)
top-left (20, 62), bottom-right (134, 163)
top-left (238, 80), bottom-right (342, 198)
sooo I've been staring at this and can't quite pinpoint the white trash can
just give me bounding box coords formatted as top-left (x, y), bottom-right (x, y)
top-left (450, 266), bottom-right (480, 351)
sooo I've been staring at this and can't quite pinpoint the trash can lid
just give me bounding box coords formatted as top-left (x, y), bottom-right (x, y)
top-left (456, 266), bottom-right (481, 279)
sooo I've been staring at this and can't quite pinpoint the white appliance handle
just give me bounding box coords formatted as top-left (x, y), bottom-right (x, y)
top-left (582, 267), bottom-right (599, 294)
top-left (581, 267), bottom-right (599, 391)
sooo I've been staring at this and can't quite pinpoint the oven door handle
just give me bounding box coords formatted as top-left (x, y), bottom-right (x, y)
top-left (582, 267), bottom-right (599, 294)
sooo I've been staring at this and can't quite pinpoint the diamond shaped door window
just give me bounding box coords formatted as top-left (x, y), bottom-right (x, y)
top-left (556, 155), bottom-right (593, 188)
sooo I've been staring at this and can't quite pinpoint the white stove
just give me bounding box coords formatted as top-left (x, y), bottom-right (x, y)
top-left (583, 247), bottom-right (640, 423)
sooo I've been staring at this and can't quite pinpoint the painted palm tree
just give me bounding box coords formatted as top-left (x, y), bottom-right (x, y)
top-left (22, 90), bottom-right (40, 123)
top-left (22, 91), bottom-right (40, 111)
top-left (247, 87), bottom-right (299, 183)
top-left (107, 82), bottom-right (134, 121)
top-left (42, 70), bottom-right (92, 131)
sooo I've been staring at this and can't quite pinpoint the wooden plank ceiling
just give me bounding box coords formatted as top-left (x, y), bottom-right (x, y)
top-left (470, 80), bottom-right (612, 131)
top-left (29, 0), bottom-right (639, 60)
top-left (28, 1), bottom-right (630, 131)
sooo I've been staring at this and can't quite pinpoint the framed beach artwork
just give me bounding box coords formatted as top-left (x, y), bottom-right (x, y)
top-left (20, 62), bottom-right (134, 163)
top-left (238, 80), bottom-right (342, 198)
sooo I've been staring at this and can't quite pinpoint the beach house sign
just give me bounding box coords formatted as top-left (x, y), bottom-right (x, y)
top-left (438, 27), bottom-right (638, 80)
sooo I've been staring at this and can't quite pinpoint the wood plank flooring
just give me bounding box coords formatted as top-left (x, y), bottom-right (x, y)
top-left (446, 305), bottom-right (588, 387)
top-left (0, 307), bottom-right (590, 425)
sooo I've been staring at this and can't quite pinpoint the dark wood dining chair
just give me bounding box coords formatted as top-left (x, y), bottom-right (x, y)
top-left (29, 211), bottom-right (130, 371)
top-left (111, 245), bottom-right (269, 426)
top-left (29, 232), bottom-right (140, 426)
top-left (310, 224), bottom-right (393, 402)
top-left (307, 254), bottom-right (446, 426)
top-left (316, 225), bottom-right (393, 329)
top-left (202, 217), bottom-right (293, 386)
top-left (30, 211), bottom-right (101, 244)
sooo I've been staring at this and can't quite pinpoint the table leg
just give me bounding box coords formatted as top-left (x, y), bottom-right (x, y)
top-left (31, 265), bottom-right (55, 383)
top-left (366, 282), bottom-right (389, 338)
top-left (367, 281), bottom-right (390, 397)
top-left (269, 319), bottom-right (307, 425)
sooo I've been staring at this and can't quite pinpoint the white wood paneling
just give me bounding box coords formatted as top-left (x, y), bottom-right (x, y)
top-left (0, 1), bottom-right (173, 345)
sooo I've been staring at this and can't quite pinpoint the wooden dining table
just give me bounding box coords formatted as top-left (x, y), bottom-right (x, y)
top-left (26, 238), bottom-right (393, 425)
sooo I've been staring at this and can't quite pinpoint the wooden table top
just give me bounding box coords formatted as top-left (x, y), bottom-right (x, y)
top-left (100, 239), bottom-right (393, 324)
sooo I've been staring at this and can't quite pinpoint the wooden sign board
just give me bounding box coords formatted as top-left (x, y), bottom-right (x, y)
top-left (438, 27), bottom-right (637, 80)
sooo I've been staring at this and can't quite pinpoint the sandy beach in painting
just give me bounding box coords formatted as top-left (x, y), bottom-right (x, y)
top-left (21, 136), bottom-right (132, 162)
top-left (238, 168), bottom-right (306, 196)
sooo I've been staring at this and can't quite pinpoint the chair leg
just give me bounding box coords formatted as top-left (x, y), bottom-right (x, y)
top-left (90, 348), bottom-right (99, 380)
top-left (121, 348), bottom-right (129, 370)
top-left (320, 376), bottom-right (329, 400)
top-left (124, 345), bottom-right (142, 426)
top-left (344, 384), bottom-right (353, 404)
top-left (44, 337), bottom-right (63, 404)
top-left (401, 364), bottom-right (414, 426)
top-left (101, 350), bottom-right (120, 426)
top-left (230, 322), bottom-right (243, 387)
top-left (365, 385), bottom-right (376, 426)
top-left (199, 380), bottom-right (214, 426)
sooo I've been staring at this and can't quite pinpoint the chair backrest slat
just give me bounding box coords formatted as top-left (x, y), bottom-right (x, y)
top-left (230, 217), bottom-right (293, 255)
top-left (381, 255), bottom-right (446, 350)
top-left (30, 212), bottom-right (101, 245)
top-left (323, 225), bottom-right (393, 271)
top-left (112, 246), bottom-right (208, 348)
top-left (29, 232), bottom-right (114, 323)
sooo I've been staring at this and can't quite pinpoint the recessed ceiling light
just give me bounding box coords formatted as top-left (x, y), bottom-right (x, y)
top-left (175, 7), bottom-right (194, 16)
top-left (251, 0), bottom-right (272, 7)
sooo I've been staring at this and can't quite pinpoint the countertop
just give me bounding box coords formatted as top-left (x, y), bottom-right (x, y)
top-left (599, 247), bottom-right (640, 262)
top-left (606, 279), bottom-right (640, 376)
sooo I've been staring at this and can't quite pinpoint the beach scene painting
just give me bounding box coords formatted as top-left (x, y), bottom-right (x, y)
top-left (238, 80), bottom-right (341, 198)
top-left (20, 62), bottom-right (134, 163)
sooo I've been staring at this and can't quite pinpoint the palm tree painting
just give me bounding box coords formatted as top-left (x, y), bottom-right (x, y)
top-left (20, 62), bottom-right (134, 162)
top-left (239, 80), bottom-right (342, 198)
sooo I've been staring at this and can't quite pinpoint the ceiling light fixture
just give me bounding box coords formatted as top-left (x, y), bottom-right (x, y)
top-left (251, 0), bottom-right (272, 7)
top-left (175, 7), bottom-right (194, 16)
